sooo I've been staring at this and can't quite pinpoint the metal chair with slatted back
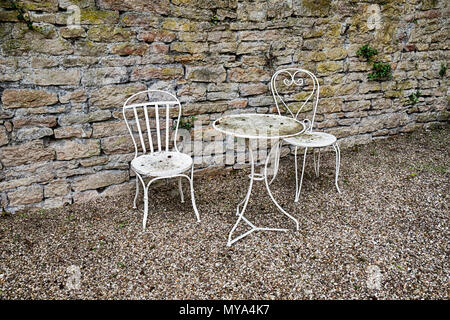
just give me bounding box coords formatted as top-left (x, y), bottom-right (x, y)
top-left (123, 89), bottom-right (200, 230)
top-left (270, 68), bottom-right (341, 202)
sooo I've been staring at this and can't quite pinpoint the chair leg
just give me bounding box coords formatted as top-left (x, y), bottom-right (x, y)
top-left (313, 148), bottom-right (321, 178)
top-left (178, 177), bottom-right (184, 203)
top-left (295, 147), bottom-right (308, 202)
top-left (269, 141), bottom-right (281, 185)
top-left (133, 177), bottom-right (139, 209)
top-left (142, 186), bottom-right (149, 230)
top-left (189, 165), bottom-right (200, 222)
top-left (294, 146), bottom-right (299, 201)
top-left (332, 143), bottom-right (341, 194)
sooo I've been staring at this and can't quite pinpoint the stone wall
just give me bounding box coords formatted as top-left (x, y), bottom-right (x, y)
top-left (0, 0), bottom-right (448, 213)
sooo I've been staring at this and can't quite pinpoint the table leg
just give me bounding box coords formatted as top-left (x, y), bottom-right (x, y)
top-left (227, 140), bottom-right (298, 246)
top-left (227, 143), bottom-right (256, 246)
top-left (264, 140), bottom-right (299, 230)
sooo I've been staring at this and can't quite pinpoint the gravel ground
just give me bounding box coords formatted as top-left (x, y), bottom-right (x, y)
top-left (0, 127), bottom-right (448, 300)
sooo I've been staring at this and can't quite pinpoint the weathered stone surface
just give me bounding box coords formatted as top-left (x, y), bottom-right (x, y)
top-left (62, 56), bottom-right (98, 67)
top-left (72, 190), bottom-right (99, 203)
top-left (98, 0), bottom-right (168, 14)
top-left (21, 0), bottom-right (58, 12)
top-left (149, 43), bottom-right (169, 54)
top-left (186, 65), bottom-right (226, 83)
top-left (74, 40), bottom-right (108, 56)
top-left (54, 126), bottom-right (92, 139)
top-left (101, 180), bottom-right (135, 197)
top-left (60, 27), bottom-right (86, 38)
top-left (237, 42), bottom-right (269, 55)
top-left (228, 67), bottom-right (271, 83)
top-left (248, 95), bottom-right (273, 107)
top-left (2, 89), bottom-right (58, 109)
top-left (72, 170), bottom-right (129, 191)
top-left (31, 56), bottom-right (59, 69)
top-left (183, 102), bottom-right (228, 116)
top-left (16, 127), bottom-right (54, 141)
top-left (137, 30), bottom-right (176, 43)
top-left (89, 83), bottom-right (147, 109)
top-left (238, 1), bottom-right (267, 22)
top-left (239, 83), bottom-right (269, 96)
top-left (79, 156), bottom-right (109, 167)
top-left (101, 135), bottom-right (135, 154)
top-left (42, 196), bottom-right (72, 209)
top-left (209, 42), bottom-right (238, 54)
top-left (239, 30), bottom-right (279, 41)
top-left (59, 90), bottom-right (88, 104)
top-left (120, 13), bottom-right (160, 27)
top-left (78, 9), bottom-right (119, 25)
top-left (24, 69), bottom-right (81, 86)
top-left (131, 65), bottom-right (184, 81)
top-left (161, 18), bottom-right (200, 32)
top-left (317, 62), bottom-right (344, 74)
top-left (317, 98), bottom-right (342, 114)
top-left (92, 121), bottom-right (128, 138)
top-left (0, 170), bottom-right (54, 193)
top-left (58, 111), bottom-right (111, 126)
top-left (29, 39), bottom-right (74, 55)
top-left (177, 83), bottom-right (207, 102)
top-left (82, 67), bottom-right (128, 86)
top-left (44, 180), bottom-right (70, 198)
top-left (342, 101), bottom-right (371, 112)
top-left (87, 26), bottom-right (135, 42)
top-left (0, 126), bottom-right (8, 146)
top-left (1, 140), bottom-right (55, 167)
top-left (12, 116), bottom-right (57, 129)
top-left (110, 43), bottom-right (149, 56)
top-left (326, 48), bottom-right (348, 60)
top-left (8, 185), bottom-right (44, 206)
top-left (228, 99), bottom-right (248, 109)
top-left (51, 139), bottom-right (100, 160)
top-left (0, 73), bottom-right (22, 82)
top-left (170, 42), bottom-right (208, 54)
top-left (4, 121), bottom-right (13, 131)
top-left (104, 153), bottom-right (134, 170)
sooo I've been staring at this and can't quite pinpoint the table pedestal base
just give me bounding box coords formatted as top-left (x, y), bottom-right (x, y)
top-left (227, 140), bottom-right (299, 246)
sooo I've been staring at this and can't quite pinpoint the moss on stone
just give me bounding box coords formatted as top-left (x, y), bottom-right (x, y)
top-left (80, 10), bottom-right (119, 25)
top-left (2, 39), bottom-right (31, 55)
top-left (290, 103), bottom-right (313, 113)
top-left (421, 0), bottom-right (439, 10)
top-left (23, 1), bottom-right (58, 12)
top-left (301, 0), bottom-right (331, 16)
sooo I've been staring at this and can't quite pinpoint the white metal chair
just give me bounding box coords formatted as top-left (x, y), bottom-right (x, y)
top-left (123, 89), bottom-right (200, 229)
top-left (270, 68), bottom-right (341, 202)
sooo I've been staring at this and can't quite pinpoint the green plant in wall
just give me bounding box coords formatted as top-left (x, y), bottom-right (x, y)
top-left (439, 63), bottom-right (447, 77)
top-left (408, 90), bottom-right (421, 105)
top-left (357, 44), bottom-right (393, 81)
top-left (209, 16), bottom-right (219, 26)
top-left (174, 116), bottom-right (197, 130)
top-left (9, 0), bottom-right (34, 30)
top-left (368, 62), bottom-right (393, 81)
top-left (356, 44), bottom-right (378, 61)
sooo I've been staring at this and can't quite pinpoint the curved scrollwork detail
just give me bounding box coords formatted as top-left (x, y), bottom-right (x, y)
top-left (283, 77), bottom-right (304, 87)
top-left (270, 68), bottom-right (320, 132)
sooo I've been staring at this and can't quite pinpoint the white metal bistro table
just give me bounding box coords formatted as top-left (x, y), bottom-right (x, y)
top-left (213, 113), bottom-right (306, 246)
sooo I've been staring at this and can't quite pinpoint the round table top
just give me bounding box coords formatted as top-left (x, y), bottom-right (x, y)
top-left (212, 113), bottom-right (305, 139)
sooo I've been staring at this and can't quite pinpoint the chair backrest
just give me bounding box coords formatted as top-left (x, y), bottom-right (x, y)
top-left (123, 89), bottom-right (182, 157)
top-left (270, 68), bottom-right (320, 132)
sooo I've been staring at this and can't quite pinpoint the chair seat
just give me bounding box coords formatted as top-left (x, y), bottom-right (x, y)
top-left (131, 152), bottom-right (192, 177)
top-left (284, 132), bottom-right (337, 148)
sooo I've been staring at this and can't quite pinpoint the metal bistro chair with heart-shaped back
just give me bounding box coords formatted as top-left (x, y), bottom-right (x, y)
top-left (123, 89), bottom-right (200, 230)
top-left (270, 68), bottom-right (341, 202)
